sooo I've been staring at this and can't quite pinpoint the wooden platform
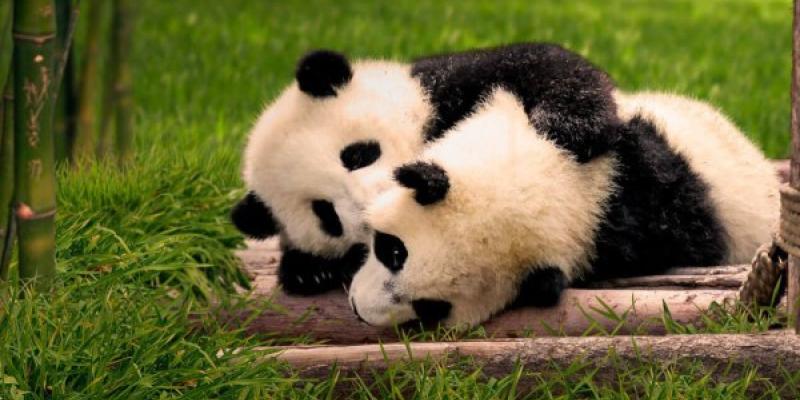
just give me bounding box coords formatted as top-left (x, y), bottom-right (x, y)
top-left (234, 242), bottom-right (749, 344)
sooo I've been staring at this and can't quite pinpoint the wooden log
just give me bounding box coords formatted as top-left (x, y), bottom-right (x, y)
top-left (791, 0), bottom-right (800, 333)
top-left (233, 249), bottom-right (739, 343)
top-left (238, 286), bottom-right (733, 343)
top-left (265, 331), bottom-right (800, 389)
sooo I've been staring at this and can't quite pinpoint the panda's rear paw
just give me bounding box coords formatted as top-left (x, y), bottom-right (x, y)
top-left (511, 266), bottom-right (568, 308)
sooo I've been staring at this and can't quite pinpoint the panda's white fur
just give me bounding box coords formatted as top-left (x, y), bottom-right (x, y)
top-left (348, 89), bottom-right (779, 328)
top-left (243, 61), bottom-right (431, 257)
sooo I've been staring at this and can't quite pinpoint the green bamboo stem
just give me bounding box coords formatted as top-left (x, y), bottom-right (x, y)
top-left (0, 2), bottom-right (12, 85)
top-left (0, 2), bottom-right (13, 281)
top-left (54, 0), bottom-right (76, 163)
top-left (0, 74), bottom-right (13, 281)
top-left (73, 0), bottom-right (102, 162)
top-left (13, 0), bottom-right (57, 290)
top-left (96, 0), bottom-right (114, 159)
top-left (112, 0), bottom-right (132, 165)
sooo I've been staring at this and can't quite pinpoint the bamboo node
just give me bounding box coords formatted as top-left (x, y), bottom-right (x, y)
top-left (11, 32), bottom-right (56, 45)
top-left (15, 204), bottom-right (56, 221)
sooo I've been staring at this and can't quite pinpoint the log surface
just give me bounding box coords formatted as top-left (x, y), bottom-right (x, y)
top-left (267, 331), bottom-right (800, 389)
top-left (233, 247), bottom-right (741, 343)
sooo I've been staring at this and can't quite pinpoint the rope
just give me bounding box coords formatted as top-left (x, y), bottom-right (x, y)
top-left (739, 241), bottom-right (787, 307)
top-left (739, 184), bottom-right (798, 307)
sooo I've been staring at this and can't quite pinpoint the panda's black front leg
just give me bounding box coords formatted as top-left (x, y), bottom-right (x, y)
top-left (278, 243), bottom-right (368, 295)
top-left (511, 266), bottom-right (568, 308)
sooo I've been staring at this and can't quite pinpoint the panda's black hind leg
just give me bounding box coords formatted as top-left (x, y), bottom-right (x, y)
top-left (278, 243), bottom-right (368, 295)
top-left (511, 266), bottom-right (568, 308)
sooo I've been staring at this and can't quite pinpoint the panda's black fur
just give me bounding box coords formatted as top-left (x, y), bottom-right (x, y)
top-left (412, 43), bottom-right (619, 163)
top-left (514, 114), bottom-right (727, 307)
top-left (235, 43), bottom-right (622, 295)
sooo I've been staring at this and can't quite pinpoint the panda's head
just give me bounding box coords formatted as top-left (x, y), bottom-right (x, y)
top-left (233, 50), bottom-right (430, 257)
top-left (348, 89), bottom-right (616, 328)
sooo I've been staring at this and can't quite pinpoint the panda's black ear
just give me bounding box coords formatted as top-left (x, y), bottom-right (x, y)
top-left (231, 191), bottom-right (280, 239)
top-left (394, 161), bottom-right (449, 205)
top-left (295, 50), bottom-right (353, 98)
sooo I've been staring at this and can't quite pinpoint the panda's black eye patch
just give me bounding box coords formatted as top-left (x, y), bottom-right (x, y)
top-left (374, 231), bottom-right (407, 273)
top-left (340, 141), bottom-right (381, 171)
top-left (311, 200), bottom-right (343, 237)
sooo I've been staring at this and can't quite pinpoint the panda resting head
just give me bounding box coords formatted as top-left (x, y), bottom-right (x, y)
top-left (349, 89), bottom-right (616, 327)
top-left (232, 50), bottom-right (431, 293)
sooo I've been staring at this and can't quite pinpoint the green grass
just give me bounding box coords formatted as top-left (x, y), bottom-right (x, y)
top-left (0, 0), bottom-right (797, 398)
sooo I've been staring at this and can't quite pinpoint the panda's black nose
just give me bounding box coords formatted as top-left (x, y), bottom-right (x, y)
top-left (374, 231), bottom-right (407, 273)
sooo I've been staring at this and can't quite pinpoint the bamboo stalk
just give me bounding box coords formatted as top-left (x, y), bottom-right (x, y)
top-left (0, 74), bottom-right (13, 281)
top-left (12, 0), bottom-right (57, 290)
top-left (0, 2), bottom-right (12, 85)
top-left (53, 0), bottom-right (76, 163)
top-left (73, 0), bottom-right (102, 162)
top-left (112, 0), bottom-right (132, 165)
top-left (0, 2), bottom-right (13, 281)
top-left (95, 2), bottom-right (113, 160)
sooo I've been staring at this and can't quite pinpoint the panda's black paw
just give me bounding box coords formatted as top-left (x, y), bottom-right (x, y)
top-left (511, 266), bottom-right (568, 308)
top-left (278, 244), bottom-right (368, 295)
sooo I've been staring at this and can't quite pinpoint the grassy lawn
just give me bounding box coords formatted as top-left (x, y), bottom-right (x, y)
top-left (1, 0), bottom-right (797, 398)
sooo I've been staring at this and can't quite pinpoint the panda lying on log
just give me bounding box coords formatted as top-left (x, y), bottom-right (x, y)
top-left (232, 43), bottom-right (619, 295)
top-left (348, 89), bottom-right (779, 327)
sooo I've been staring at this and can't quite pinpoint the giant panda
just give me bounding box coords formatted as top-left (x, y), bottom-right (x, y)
top-left (347, 89), bottom-right (779, 328)
top-left (232, 44), bottom-right (620, 295)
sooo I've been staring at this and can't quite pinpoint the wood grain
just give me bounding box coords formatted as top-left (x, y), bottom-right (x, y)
top-left (230, 250), bottom-right (740, 343)
top-left (263, 331), bottom-right (800, 391)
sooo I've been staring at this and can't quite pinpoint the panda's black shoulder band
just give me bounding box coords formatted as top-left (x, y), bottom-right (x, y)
top-left (296, 50), bottom-right (352, 98)
top-left (394, 161), bottom-right (450, 205)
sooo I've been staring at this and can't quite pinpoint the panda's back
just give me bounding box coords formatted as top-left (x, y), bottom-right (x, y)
top-left (587, 92), bottom-right (779, 279)
top-left (616, 92), bottom-right (779, 264)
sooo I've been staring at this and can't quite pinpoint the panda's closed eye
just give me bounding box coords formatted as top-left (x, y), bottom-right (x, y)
top-left (340, 140), bottom-right (381, 171)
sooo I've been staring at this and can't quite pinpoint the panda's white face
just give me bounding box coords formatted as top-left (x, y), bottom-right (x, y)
top-left (348, 89), bottom-right (616, 328)
top-left (242, 58), bottom-right (430, 257)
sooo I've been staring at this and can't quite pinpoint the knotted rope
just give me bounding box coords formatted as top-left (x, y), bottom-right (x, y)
top-left (739, 185), bottom-right (799, 306)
